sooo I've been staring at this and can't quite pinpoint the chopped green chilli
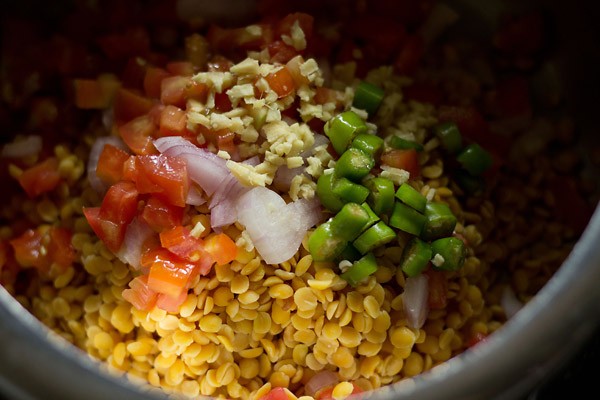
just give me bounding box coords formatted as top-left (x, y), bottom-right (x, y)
top-left (340, 252), bottom-right (379, 286)
top-left (431, 237), bottom-right (466, 271)
top-left (334, 147), bottom-right (374, 182)
top-left (457, 143), bottom-right (493, 176)
top-left (389, 202), bottom-right (426, 236)
top-left (420, 202), bottom-right (457, 241)
top-left (366, 177), bottom-right (395, 216)
top-left (395, 183), bottom-right (427, 212)
top-left (352, 81), bottom-right (385, 116)
top-left (400, 237), bottom-right (432, 277)
top-left (389, 135), bottom-right (424, 152)
top-left (324, 110), bottom-right (367, 155)
top-left (353, 221), bottom-right (397, 254)
top-left (308, 221), bottom-right (347, 261)
top-left (316, 173), bottom-right (344, 213)
top-left (330, 203), bottom-right (371, 242)
top-left (433, 122), bottom-right (462, 154)
top-left (351, 133), bottom-right (384, 159)
top-left (332, 178), bottom-right (370, 204)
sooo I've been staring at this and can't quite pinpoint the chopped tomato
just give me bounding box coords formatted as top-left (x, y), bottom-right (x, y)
top-left (166, 61), bottom-right (195, 76)
top-left (380, 149), bottom-right (420, 179)
top-left (156, 290), bottom-right (188, 313)
top-left (204, 233), bottom-right (237, 265)
top-left (265, 66), bottom-right (295, 98)
top-left (159, 226), bottom-right (204, 261)
top-left (118, 114), bottom-right (158, 155)
top-left (84, 181), bottom-right (139, 252)
top-left (285, 55), bottom-right (309, 86)
top-left (207, 55), bottom-right (235, 72)
top-left (268, 40), bottom-right (298, 63)
top-left (424, 269), bottom-right (448, 310)
top-left (9, 229), bottom-right (46, 269)
top-left (185, 81), bottom-right (209, 102)
top-left (260, 387), bottom-right (290, 400)
top-left (394, 35), bottom-right (424, 76)
top-left (113, 88), bottom-right (155, 123)
top-left (122, 274), bottom-right (158, 311)
top-left (18, 157), bottom-right (62, 198)
top-left (147, 251), bottom-right (198, 298)
top-left (160, 76), bottom-right (191, 108)
top-left (144, 66), bottom-right (171, 99)
top-left (159, 105), bottom-right (187, 137)
top-left (131, 154), bottom-right (189, 207)
top-left (48, 227), bottom-right (77, 269)
top-left (73, 78), bottom-right (120, 109)
top-left (214, 91), bottom-right (233, 112)
top-left (141, 195), bottom-right (184, 232)
top-left (96, 144), bottom-right (130, 185)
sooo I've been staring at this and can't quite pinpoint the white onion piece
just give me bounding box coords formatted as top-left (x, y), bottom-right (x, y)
top-left (115, 217), bottom-right (154, 270)
top-left (501, 285), bottom-right (524, 319)
top-left (305, 371), bottom-right (340, 397)
top-left (155, 137), bottom-right (230, 196)
top-left (1, 135), bottom-right (42, 159)
top-left (403, 274), bottom-right (430, 329)
top-left (87, 136), bottom-right (128, 193)
top-left (236, 187), bottom-right (322, 265)
top-left (273, 166), bottom-right (303, 191)
top-left (186, 185), bottom-right (206, 206)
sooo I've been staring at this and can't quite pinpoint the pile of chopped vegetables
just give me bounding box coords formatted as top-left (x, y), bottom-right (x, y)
top-left (0, 1), bottom-right (596, 400)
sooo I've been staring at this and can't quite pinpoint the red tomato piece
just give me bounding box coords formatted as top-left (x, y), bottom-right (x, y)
top-left (147, 254), bottom-right (197, 298)
top-left (144, 67), bottom-right (171, 99)
top-left (73, 78), bottom-right (120, 109)
top-left (113, 88), bottom-right (155, 123)
top-left (84, 181), bottom-right (139, 252)
top-left (204, 233), bottom-right (237, 265)
top-left (166, 61), bottom-right (195, 77)
top-left (18, 157), bottom-right (62, 198)
top-left (214, 91), bottom-right (233, 112)
top-left (159, 105), bottom-right (187, 137)
top-left (118, 114), bottom-right (158, 155)
top-left (160, 76), bottom-right (190, 108)
top-left (466, 331), bottom-right (488, 348)
top-left (133, 154), bottom-right (189, 207)
top-left (276, 13), bottom-right (314, 41)
top-left (96, 144), bottom-right (130, 185)
top-left (380, 149), bottom-right (420, 179)
top-left (260, 387), bottom-right (290, 400)
top-left (155, 290), bottom-right (188, 313)
top-left (159, 226), bottom-right (204, 261)
top-left (424, 269), bottom-right (448, 310)
top-left (265, 66), bottom-right (295, 98)
top-left (141, 195), bottom-right (184, 232)
top-left (184, 81), bottom-right (209, 102)
top-left (268, 40), bottom-right (298, 64)
top-left (48, 227), bottom-right (77, 269)
top-left (122, 274), bottom-right (158, 311)
top-left (9, 229), bottom-right (46, 269)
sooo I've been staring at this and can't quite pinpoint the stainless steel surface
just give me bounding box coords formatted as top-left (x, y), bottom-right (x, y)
top-left (0, 1), bottom-right (599, 399)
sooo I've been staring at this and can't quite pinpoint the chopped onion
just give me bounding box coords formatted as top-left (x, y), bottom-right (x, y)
top-left (273, 166), bottom-right (303, 191)
top-left (186, 185), bottom-right (206, 206)
top-left (115, 217), bottom-right (154, 270)
top-left (236, 187), bottom-right (322, 265)
top-left (1, 135), bottom-right (42, 159)
top-left (87, 136), bottom-right (128, 193)
top-left (403, 274), bottom-right (429, 329)
top-left (501, 285), bottom-right (524, 319)
top-left (305, 371), bottom-right (339, 397)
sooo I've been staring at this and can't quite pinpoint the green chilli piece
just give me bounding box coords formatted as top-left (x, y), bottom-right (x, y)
top-left (332, 178), bottom-right (370, 204)
top-left (330, 203), bottom-right (371, 242)
top-left (388, 135), bottom-right (424, 152)
top-left (395, 183), bottom-right (427, 213)
top-left (333, 147), bottom-right (374, 182)
top-left (308, 221), bottom-right (347, 262)
top-left (430, 237), bottom-right (466, 271)
top-left (316, 173), bottom-right (345, 213)
top-left (352, 81), bottom-right (385, 116)
top-left (389, 201), bottom-right (427, 236)
top-left (420, 202), bottom-right (457, 241)
top-left (400, 237), bottom-right (433, 277)
top-left (351, 133), bottom-right (384, 159)
top-left (353, 221), bottom-right (397, 254)
top-left (433, 122), bottom-right (462, 154)
top-left (366, 177), bottom-right (395, 217)
top-left (456, 143), bottom-right (493, 176)
top-left (454, 170), bottom-right (484, 195)
top-left (324, 111), bottom-right (367, 155)
top-left (341, 252), bottom-right (379, 287)
top-left (360, 202), bottom-right (380, 231)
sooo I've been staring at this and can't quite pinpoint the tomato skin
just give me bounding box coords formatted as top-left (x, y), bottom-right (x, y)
top-left (113, 88), bottom-right (155, 123)
top-left (48, 227), bottom-right (77, 268)
top-left (9, 229), bottom-right (45, 269)
top-left (141, 195), bottom-right (184, 232)
top-left (133, 154), bottom-right (189, 207)
top-left (159, 226), bottom-right (204, 261)
top-left (96, 144), bottom-right (130, 185)
top-left (260, 387), bottom-right (290, 400)
top-left (84, 181), bottom-right (139, 252)
top-left (276, 13), bottom-right (314, 41)
top-left (118, 114), bottom-right (158, 155)
top-left (18, 157), bottom-right (62, 198)
top-left (466, 331), bottom-right (488, 348)
top-left (265, 66), bottom-right (295, 98)
top-left (204, 233), bottom-right (237, 265)
top-left (424, 269), bottom-right (448, 310)
top-left (122, 274), bottom-right (158, 311)
top-left (268, 40), bottom-right (298, 63)
top-left (214, 91), bottom-right (233, 112)
top-left (380, 149), bottom-right (420, 179)
top-left (158, 105), bottom-right (187, 137)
